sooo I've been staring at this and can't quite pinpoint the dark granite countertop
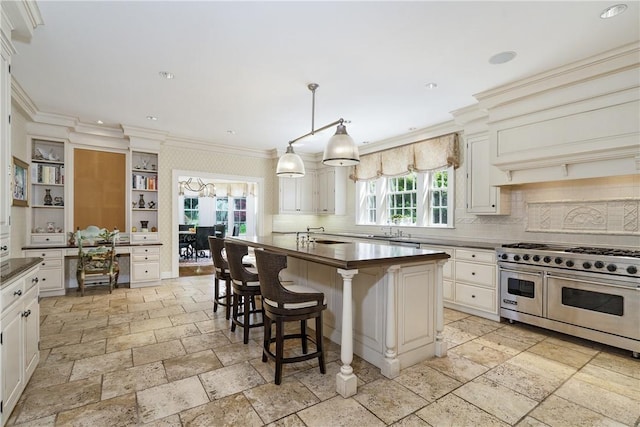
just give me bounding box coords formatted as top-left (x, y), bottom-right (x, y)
top-left (1, 258), bottom-right (43, 287)
top-left (309, 232), bottom-right (500, 251)
top-left (227, 235), bottom-right (449, 270)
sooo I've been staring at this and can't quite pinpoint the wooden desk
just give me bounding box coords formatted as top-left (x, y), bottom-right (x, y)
top-left (227, 235), bottom-right (450, 397)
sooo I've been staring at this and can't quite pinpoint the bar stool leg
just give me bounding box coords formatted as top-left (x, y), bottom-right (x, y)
top-left (275, 318), bottom-right (285, 385)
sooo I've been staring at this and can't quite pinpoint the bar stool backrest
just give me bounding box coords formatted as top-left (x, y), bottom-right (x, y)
top-left (224, 240), bottom-right (259, 285)
top-left (209, 237), bottom-right (229, 276)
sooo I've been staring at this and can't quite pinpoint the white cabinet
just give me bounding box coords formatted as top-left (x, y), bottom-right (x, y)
top-left (1, 265), bottom-right (40, 426)
top-left (452, 248), bottom-right (498, 319)
top-left (131, 246), bottom-right (160, 284)
top-left (466, 134), bottom-right (510, 215)
top-left (315, 168), bottom-right (335, 214)
top-left (29, 138), bottom-right (68, 245)
top-left (0, 37), bottom-right (11, 260)
top-left (23, 249), bottom-right (65, 296)
top-left (279, 173), bottom-right (315, 214)
top-left (131, 150), bottom-right (159, 241)
top-left (421, 244), bottom-right (498, 321)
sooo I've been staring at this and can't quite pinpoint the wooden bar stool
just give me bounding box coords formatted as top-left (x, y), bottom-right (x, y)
top-left (224, 240), bottom-right (264, 344)
top-left (208, 236), bottom-right (232, 319)
top-left (254, 249), bottom-right (327, 385)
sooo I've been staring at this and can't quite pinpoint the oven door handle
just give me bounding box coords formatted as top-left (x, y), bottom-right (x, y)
top-left (546, 272), bottom-right (639, 290)
top-left (499, 267), bottom-right (544, 278)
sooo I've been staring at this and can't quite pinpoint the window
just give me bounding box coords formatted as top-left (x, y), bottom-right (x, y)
top-left (356, 167), bottom-right (453, 227)
top-left (183, 197), bottom-right (199, 225)
top-left (233, 197), bottom-right (247, 234)
top-left (215, 197), bottom-right (229, 228)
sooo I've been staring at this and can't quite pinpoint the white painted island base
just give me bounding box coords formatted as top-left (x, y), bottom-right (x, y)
top-left (285, 258), bottom-right (448, 397)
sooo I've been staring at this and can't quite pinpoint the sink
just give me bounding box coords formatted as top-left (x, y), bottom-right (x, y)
top-left (366, 234), bottom-right (392, 239)
top-left (314, 239), bottom-right (348, 244)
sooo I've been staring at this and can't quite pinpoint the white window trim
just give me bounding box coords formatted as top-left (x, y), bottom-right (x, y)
top-left (356, 167), bottom-right (454, 228)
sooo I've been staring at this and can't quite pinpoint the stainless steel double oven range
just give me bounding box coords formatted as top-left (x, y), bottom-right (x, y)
top-left (497, 243), bottom-right (639, 357)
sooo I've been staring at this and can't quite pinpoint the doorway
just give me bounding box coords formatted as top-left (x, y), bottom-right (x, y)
top-left (171, 169), bottom-right (264, 278)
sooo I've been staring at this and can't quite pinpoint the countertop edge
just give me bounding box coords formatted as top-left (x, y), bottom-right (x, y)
top-left (1, 257), bottom-right (43, 285)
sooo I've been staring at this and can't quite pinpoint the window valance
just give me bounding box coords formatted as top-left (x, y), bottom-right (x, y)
top-left (350, 132), bottom-right (459, 181)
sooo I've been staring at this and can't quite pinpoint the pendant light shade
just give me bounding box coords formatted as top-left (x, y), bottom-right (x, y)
top-left (276, 144), bottom-right (305, 178)
top-left (322, 122), bottom-right (360, 166)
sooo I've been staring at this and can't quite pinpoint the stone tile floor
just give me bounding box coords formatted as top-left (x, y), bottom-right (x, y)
top-left (6, 276), bottom-right (640, 426)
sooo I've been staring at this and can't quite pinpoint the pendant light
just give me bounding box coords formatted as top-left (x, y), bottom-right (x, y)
top-left (276, 83), bottom-right (359, 178)
top-left (322, 119), bottom-right (359, 166)
top-left (276, 143), bottom-right (305, 177)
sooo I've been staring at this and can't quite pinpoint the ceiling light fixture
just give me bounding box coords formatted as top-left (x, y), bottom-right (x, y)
top-left (159, 71), bottom-right (175, 79)
top-left (425, 82), bottom-right (438, 89)
top-left (96, 120), bottom-right (104, 125)
top-left (178, 178), bottom-right (215, 197)
top-left (146, 115), bottom-right (158, 121)
top-left (600, 4), bottom-right (627, 18)
top-left (489, 51), bottom-right (517, 65)
top-left (276, 83), bottom-right (360, 178)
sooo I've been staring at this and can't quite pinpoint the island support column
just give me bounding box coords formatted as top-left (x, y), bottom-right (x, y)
top-left (381, 265), bottom-right (400, 378)
top-left (336, 268), bottom-right (358, 398)
top-left (435, 259), bottom-right (448, 357)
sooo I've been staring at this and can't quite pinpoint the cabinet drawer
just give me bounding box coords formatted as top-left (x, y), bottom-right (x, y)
top-left (31, 234), bottom-right (66, 245)
top-left (132, 246), bottom-right (160, 255)
top-left (455, 248), bottom-right (495, 263)
top-left (36, 258), bottom-right (63, 269)
top-left (24, 249), bottom-right (64, 259)
top-left (131, 233), bottom-right (158, 243)
top-left (1, 279), bottom-right (25, 312)
top-left (131, 262), bottom-right (160, 282)
top-left (455, 282), bottom-right (496, 312)
top-left (132, 254), bottom-right (160, 263)
top-left (38, 268), bottom-right (64, 292)
top-left (443, 279), bottom-right (454, 301)
top-left (455, 261), bottom-right (495, 287)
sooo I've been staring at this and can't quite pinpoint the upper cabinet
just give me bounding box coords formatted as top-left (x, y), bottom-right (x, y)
top-left (28, 138), bottom-right (67, 245)
top-left (279, 165), bottom-right (347, 215)
top-left (279, 172), bottom-right (315, 214)
top-left (477, 43), bottom-right (640, 186)
top-left (130, 150), bottom-right (159, 243)
top-left (466, 133), bottom-right (510, 215)
top-left (0, 40), bottom-right (11, 260)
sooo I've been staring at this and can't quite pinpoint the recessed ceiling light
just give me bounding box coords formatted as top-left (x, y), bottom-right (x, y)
top-left (425, 83), bottom-right (438, 89)
top-left (600, 4), bottom-right (627, 18)
top-left (159, 71), bottom-right (175, 79)
top-left (226, 130), bottom-right (236, 135)
top-left (408, 127), bottom-right (417, 131)
top-left (96, 120), bottom-right (104, 125)
top-left (489, 51), bottom-right (517, 65)
top-left (146, 116), bottom-right (158, 121)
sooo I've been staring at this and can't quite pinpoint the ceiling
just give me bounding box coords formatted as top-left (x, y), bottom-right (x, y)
top-left (11, 1), bottom-right (640, 155)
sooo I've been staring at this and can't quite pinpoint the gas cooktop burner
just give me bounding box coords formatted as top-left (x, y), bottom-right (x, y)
top-left (502, 243), bottom-right (549, 249)
top-left (564, 247), bottom-right (640, 258)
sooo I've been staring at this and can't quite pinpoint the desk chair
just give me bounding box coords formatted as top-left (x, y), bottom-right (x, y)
top-left (225, 240), bottom-right (263, 344)
top-left (209, 236), bottom-right (232, 319)
top-left (254, 249), bottom-right (326, 385)
top-left (76, 235), bottom-right (119, 297)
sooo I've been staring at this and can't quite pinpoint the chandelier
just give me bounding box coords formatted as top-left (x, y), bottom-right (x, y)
top-left (178, 178), bottom-right (216, 197)
top-left (276, 83), bottom-right (360, 178)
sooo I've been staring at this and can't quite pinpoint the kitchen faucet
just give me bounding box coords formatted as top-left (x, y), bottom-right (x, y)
top-left (382, 226), bottom-right (393, 237)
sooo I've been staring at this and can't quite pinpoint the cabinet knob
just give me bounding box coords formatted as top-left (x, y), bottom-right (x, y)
top-left (471, 295), bottom-right (476, 298)
top-left (14, 289), bottom-right (23, 296)
top-left (41, 278), bottom-right (46, 281)
top-left (471, 254), bottom-right (475, 258)
top-left (32, 277), bottom-right (39, 283)
top-left (145, 257), bottom-right (148, 260)
top-left (491, 204), bottom-right (495, 208)
top-left (472, 272), bottom-right (476, 275)
top-left (45, 238), bottom-right (50, 241)
top-left (145, 270), bottom-right (148, 274)
top-left (22, 309), bottom-right (32, 318)
top-left (42, 262), bottom-right (46, 266)
top-left (1, 245), bottom-right (7, 251)
top-left (42, 253), bottom-right (46, 257)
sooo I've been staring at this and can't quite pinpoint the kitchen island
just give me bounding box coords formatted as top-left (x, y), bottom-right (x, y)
top-left (227, 235), bottom-right (450, 397)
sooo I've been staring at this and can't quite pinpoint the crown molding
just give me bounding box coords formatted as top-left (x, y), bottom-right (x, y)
top-left (1, 0), bottom-right (43, 43)
top-left (164, 134), bottom-right (272, 159)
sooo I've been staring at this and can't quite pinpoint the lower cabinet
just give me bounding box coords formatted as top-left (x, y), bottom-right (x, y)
top-left (131, 246), bottom-right (160, 284)
top-left (421, 244), bottom-right (498, 321)
top-left (1, 265), bottom-right (40, 426)
top-left (24, 249), bottom-right (65, 296)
